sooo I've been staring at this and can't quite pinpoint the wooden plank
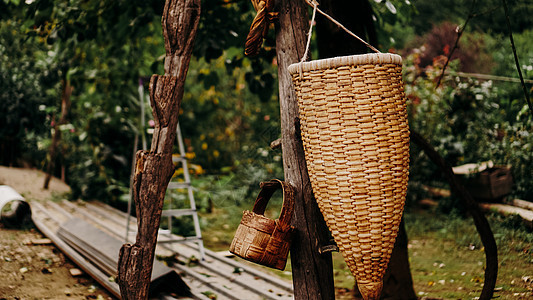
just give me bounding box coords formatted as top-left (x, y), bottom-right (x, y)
top-left (480, 203), bottom-right (533, 228)
top-left (33, 202), bottom-right (195, 299)
top-left (512, 199), bottom-right (533, 211)
top-left (61, 200), bottom-right (293, 300)
top-left (452, 161), bottom-right (493, 175)
top-left (83, 200), bottom-right (294, 293)
top-left (30, 202), bottom-right (122, 298)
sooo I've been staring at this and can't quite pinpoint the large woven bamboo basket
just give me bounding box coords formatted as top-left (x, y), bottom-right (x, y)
top-left (288, 53), bottom-right (410, 300)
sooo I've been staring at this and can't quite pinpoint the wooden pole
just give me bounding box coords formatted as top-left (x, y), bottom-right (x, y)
top-left (117, 1), bottom-right (201, 299)
top-left (44, 79), bottom-right (72, 189)
top-left (274, 1), bottom-right (336, 299)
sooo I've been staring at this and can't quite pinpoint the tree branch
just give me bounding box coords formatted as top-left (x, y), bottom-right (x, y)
top-left (501, 0), bottom-right (533, 115)
top-left (435, 0), bottom-right (477, 88)
top-left (117, 1), bottom-right (201, 299)
top-left (410, 130), bottom-right (497, 300)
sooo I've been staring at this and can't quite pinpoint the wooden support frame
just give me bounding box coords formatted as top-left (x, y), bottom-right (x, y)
top-left (274, 1), bottom-right (336, 299)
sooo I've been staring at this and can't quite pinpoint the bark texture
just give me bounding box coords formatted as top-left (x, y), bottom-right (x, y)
top-left (275, 0), bottom-right (335, 299)
top-left (117, 1), bottom-right (200, 299)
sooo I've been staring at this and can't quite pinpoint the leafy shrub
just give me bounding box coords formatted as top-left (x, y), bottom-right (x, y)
top-left (404, 30), bottom-right (533, 202)
top-left (405, 22), bottom-right (493, 74)
top-left (0, 19), bottom-right (59, 167)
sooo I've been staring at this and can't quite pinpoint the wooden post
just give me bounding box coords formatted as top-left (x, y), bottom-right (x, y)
top-left (44, 79), bottom-right (72, 189)
top-left (275, 1), bottom-right (336, 299)
top-left (117, 1), bottom-right (200, 299)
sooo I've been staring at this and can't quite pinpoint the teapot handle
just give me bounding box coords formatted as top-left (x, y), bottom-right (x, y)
top-left (252, 179), bottom-right (295, 232)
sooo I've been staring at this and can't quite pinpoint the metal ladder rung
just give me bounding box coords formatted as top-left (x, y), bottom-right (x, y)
top-left (164, 122), bottom-right (205, 260)
top-left (157, 236), bottom-right (203, 244)
top-left (172, 156), bottom-right (187, 163)
top-left (127, 85), bottom-right (205, 261)
top-left (161, 209), bottom-right (196, 217)
top-left (167, 182), bottom-right (191, 189)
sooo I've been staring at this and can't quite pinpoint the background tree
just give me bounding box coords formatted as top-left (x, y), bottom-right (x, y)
top-left (0, 3), bottom-right (60, 167)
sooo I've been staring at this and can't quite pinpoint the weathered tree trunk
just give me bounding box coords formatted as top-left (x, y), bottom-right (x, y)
top-left (117, 1), bottom-right (200, 299)
top-left (44, 79), bottom-right (72, 189)
top-left (315, 1), bottom-right (417, 299)
top-left (379, 220), bottom-right (417, 299)
top-left (275, 1), bottom-right (336, 299)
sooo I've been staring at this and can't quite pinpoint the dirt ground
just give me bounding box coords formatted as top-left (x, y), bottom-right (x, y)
top-left (0, 166), bottom-right (113, 299)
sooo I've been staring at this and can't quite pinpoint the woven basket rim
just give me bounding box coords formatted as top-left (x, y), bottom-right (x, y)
top-left (288, 53), bottom-right (402, 74)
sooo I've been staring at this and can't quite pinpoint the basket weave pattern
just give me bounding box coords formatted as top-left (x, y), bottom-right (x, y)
top-left (230, 211), bottom-right (293, 270)
top-left (229, 180), bottom-right (294, 270)
top-left (288, 53), bottom-right (410, 297)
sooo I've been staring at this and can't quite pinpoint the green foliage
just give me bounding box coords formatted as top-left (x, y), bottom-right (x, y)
top-left (370, 0), bottom-right (417, 50)
top-left (17, 0), bottom-right (167, 201)
top-left (486, 29), bottom-right (533, 79)
top-left (180, 49), bottom-right (281, 173)
top-left (0, 18), bottom-right (59, 166)
top-left (409, 0), bottom-right (533, 35)
top-left (193, 0), bottom-right (254, 61)
top-left (2, 0), bottom-right (531, 214)
top-left (1, 0), bottom-right (282, 205)
top-left (406, 22), bottom-right (494, 73)
top-left (404, 29), bottom-right (533, 201)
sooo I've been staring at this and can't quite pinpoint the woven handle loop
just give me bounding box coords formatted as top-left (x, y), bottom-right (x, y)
top-left (245, 0), bottom-right (278, 56)
top-left (252, 179), bottom-right (294, 232)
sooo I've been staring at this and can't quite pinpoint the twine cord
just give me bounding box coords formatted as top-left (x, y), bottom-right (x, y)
top-left (299, 0), bottom-right (318, 77)
top-left (301, 0), bottom-right (318, 64)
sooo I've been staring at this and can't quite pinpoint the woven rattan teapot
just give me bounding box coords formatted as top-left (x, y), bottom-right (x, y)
top-left (229, 179), bottom-right (294, 270)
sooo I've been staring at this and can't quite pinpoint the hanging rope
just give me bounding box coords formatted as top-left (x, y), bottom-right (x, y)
top-left (302, 0), bottom-right (381, 57)
top-left (245, 0), bottom-right (380, 57)
top-left (300, 0), bottom-right (318, 63)
top-left (245, 0), bottom-right (278, 56)
top-left (296, 0), bottom-right (380, 78)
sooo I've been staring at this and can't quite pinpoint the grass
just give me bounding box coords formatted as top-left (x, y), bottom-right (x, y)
top-left (405, 209), bottom-right (532, 299)
top-left (198, 200), bottom-right (533, 299)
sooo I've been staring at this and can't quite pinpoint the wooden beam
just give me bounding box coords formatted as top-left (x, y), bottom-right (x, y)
top-left (480, 203), bottom-right (533, 228)
top-left (512, 199), bottom-right (533, 211)
top-left (31, 202), bottom-right (121, 298)
top-left (274, 1), bottom-right (335, 299)
top-left (117, 1), bottom-right (201, 299)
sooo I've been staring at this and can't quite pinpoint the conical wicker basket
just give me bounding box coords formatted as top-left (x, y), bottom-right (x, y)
top-left (288, 53), bottom-right (410, 300)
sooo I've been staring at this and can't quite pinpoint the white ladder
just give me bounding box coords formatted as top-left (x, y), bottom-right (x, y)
top-left (159, 123), bottom-right (206, 260)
